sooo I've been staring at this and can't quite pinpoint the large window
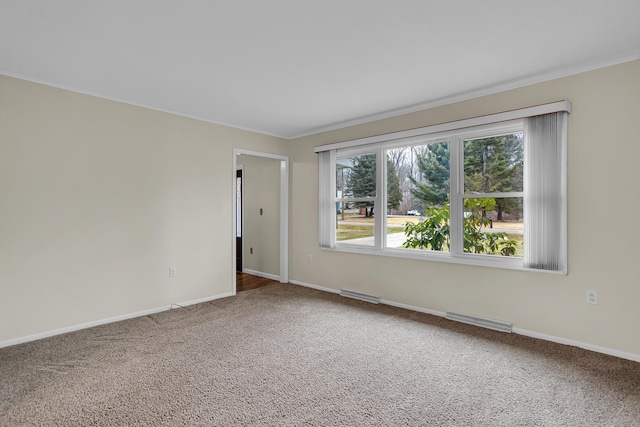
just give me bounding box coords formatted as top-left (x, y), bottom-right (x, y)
top-left (317, 102), bottom-right (569, 273)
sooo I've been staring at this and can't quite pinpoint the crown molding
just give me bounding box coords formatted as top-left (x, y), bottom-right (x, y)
top-left (290, 54), bottom-right (639, 140)
top-left (3, 52), bottom-right (638, 140)
top-left (0, 70), bottom-right (286, 139)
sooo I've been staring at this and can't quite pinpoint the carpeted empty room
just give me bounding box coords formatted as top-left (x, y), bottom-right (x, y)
top-left (1, 283), bottom-right (639, 426)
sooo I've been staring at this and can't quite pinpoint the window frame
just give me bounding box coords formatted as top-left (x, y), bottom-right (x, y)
top-left (329, 121), bottom-right (528, 270)
top-left (454, 123), bottom-right (525, 260)
top-left (335, 148), bottom-right (382, 247)
top-left (316, 101), bottom-right (569, 273)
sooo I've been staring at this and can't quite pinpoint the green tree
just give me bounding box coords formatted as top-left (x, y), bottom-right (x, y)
top-left (464, 134), bottom-right (523, 220)
top-left (409, 142), bottom-right (450, 209)
top-left (387, 159), bottom-right (402, 213)
top-left (345, 154), bottom-right (376, 217)
top-left (345, 154), bottom-right (403, 216)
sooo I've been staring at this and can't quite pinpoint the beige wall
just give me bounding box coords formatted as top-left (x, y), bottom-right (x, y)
top-left (2, 60), bottom-right (640, 359)
top-left (0, 75), bottom-right (288, 343)
top-left (289, 60), bottom-right (640, 358)
top-left (237, 155), bottom-right (281, 277)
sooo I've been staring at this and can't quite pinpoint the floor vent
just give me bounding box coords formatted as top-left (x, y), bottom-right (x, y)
top-left (445, 311), bottom-right (512, 333)
top-left (340, 289), bottom-right (380, 304)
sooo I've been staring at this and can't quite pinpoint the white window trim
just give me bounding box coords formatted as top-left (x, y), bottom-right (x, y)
top-left (318, 102), bottom-right (570, 274)
top-left (314, 100), bottom-right (570, 153)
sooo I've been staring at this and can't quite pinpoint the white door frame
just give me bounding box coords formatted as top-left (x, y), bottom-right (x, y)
top-left (232, 149), bottom-right (289, 295)
top-left (235, 164), bottom-right (245, 273)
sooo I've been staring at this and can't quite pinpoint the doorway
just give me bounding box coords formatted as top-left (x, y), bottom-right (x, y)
top-left (232, 149), bottom-right (289, 295)
top-left (235, 168), bottom-right (243, 273)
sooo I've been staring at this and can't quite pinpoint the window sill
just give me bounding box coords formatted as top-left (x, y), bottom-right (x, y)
top-left (323, 245), bottom-right (566, 275)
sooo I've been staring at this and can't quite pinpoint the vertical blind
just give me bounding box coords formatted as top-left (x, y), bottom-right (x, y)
top-left (318, 150), bottom-right (336, 248)
top-left (524, 112), bottom-right (568, 272)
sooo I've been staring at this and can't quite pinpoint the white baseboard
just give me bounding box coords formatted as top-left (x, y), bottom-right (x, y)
top-left (0, 306), bottom-right (168, 349)
top-left (243, 268), bottom-right (281, 282)
top-left (289, 279), bottom-right (340, 294)
top-left (5, 281), bottom-right (639, 363)
top-left (290, 279), bottom-right (640, 363)
top-left (380, 298), bottom-right (447, 318)
top-left (512, 328), bottom-right (640, 363)
top-left (0, 292), bottom-right (233, 349)
top-left (172, 292), bottom-right (233, 308)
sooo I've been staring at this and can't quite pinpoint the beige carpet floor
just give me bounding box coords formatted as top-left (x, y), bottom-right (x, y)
top-left (1, 283), bottom-right (639, 426)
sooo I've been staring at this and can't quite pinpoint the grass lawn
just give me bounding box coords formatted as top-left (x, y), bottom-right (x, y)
top-left (336, 224), bottom-right (405, 241)
top-left (505, 233), bottom-right (524, 257)
top-left (337, 215), bottom-right (524, 257)
top-left (338, 215), bottom-right (419, 225)
top-left (339, 215), bottom-right (524, 230)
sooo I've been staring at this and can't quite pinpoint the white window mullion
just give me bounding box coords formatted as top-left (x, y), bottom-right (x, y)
top-left (375, 147), bottom-right (385, 249)
top-left (449, 137), bottom-right (463, 256)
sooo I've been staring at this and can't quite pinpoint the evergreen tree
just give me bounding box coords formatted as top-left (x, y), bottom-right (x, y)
top-left (387, 159), bottom-right (402, 212)
top-left (344, 154), bottom-right (403, 216)
top-left (463, 134), bottom-right (523, 220)
top-left (345, 154), bottom-right (376, 216)
top-left (409, 142), bottom-right (450, 209)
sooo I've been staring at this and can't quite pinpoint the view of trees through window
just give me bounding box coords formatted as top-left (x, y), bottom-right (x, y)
top-left (460, 133), bottom-right (524, 256)
top-left (335, 154), bottom-right (377, 246)
top-left (335, 132), bottom-right (525, 256)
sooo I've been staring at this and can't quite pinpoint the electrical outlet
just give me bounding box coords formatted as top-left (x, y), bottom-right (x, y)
top-left (586, 290), bottom-right (597, 304)
top-left (169, 267), bottom-right (177, 278)
top-left (307, 254), bottom-right (312, 263)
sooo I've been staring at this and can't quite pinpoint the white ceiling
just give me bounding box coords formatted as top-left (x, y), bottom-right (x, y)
top-left (1, 1), bottom-right (639, 139)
